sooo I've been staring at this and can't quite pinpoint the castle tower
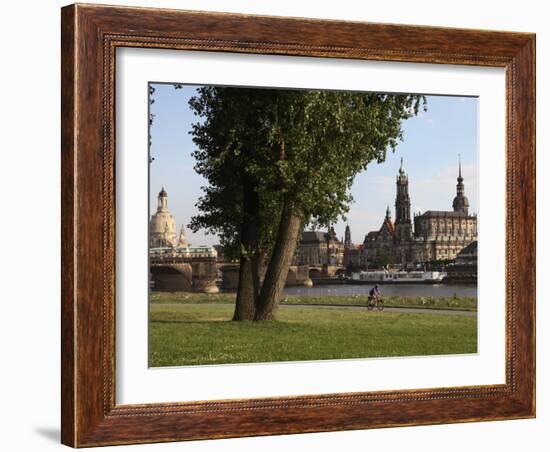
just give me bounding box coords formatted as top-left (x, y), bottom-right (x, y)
top-left (344, 224), bottom-right (352, 248)
top-left (149, 187), bottom-right (177, 248)
top-left (452, 154), bottom-right (470, 215)
top-left (395, 158), bottom-right (413, 241)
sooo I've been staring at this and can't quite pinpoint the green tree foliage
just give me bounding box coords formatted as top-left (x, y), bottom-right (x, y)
top-left (188, 88), bottom-right (281, 256)
top-left (189, 86), bottom-right (425, 320)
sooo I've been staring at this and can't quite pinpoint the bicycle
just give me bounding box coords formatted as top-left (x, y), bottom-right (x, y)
top-left (367, 295), bottom-right (384, 311)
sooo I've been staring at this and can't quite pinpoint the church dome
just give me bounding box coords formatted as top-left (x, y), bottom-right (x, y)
top-left (150, 187), bottom-right (177, 247)
top-left (453, 193), bottom-right (470, 214)
top-left (452, 156), bottom-right (469, 215)
top-left (150, 212), bottom-right (176, 238)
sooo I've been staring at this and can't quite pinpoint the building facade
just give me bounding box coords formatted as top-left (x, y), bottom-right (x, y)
top-left (363, 158), bottom-right (477, 268)
top-left (443, 240), bottom-right (478, 283)
top-left (293, 230), bottom-right (345, 267)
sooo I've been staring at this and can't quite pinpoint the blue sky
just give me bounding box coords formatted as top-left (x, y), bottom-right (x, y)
top-left (149, 84), bottom-right (478, 246)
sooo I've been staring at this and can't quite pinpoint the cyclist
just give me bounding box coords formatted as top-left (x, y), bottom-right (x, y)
top-left (368, 284), bottom-right (382, 308)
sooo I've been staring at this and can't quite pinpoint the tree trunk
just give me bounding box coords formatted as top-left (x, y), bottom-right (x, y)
top-left (233, 255), bottom-right (257, 320)
top-left (232, 178), bottom-right (261, 321)
top-left (255, 204), bottom-right (302, 320)
top-left (252, 249), bottom-right (267, 295)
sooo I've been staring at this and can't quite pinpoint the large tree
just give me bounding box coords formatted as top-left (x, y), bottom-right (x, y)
top-left (189, 87), bottom-right (425, 320)
top-left (188, 88), bottom-right (282, 320)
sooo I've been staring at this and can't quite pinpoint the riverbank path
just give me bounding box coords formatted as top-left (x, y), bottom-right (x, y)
top-left (162, 303), bottom-right (476, 317)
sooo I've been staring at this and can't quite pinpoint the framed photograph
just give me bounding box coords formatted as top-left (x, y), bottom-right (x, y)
top-left (61, 3), bottom-right (535, 447)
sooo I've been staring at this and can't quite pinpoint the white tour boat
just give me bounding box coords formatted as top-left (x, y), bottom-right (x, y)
top-left (350, 270), bottom-right (446, 283)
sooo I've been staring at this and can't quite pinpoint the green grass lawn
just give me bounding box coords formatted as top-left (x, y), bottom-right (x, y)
top-left (149, 303), bottom-right (477, 367)
top-left (150, 291), bottom-right (477, 311)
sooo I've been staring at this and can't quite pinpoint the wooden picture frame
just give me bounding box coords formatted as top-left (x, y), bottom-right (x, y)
top-left (61, 3), bottom-right (535, 447)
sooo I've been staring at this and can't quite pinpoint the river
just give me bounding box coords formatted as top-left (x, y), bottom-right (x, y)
top-left (283, 283), bottom-right (477, 298)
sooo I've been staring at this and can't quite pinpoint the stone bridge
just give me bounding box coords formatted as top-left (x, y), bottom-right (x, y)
top-left (150, 256), bottom-right (219, 293)
top-left (307, 265), bottom-right (346, 279)
top-left (151, 257), bottom-right (345, 293)
top-left (220, 264), bottom-right (345, 290)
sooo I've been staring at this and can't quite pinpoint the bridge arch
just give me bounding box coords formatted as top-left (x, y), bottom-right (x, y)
top-left (150, 263), bottom-right (193, 291)
top-left (308, 268), bottom-right (322, 279)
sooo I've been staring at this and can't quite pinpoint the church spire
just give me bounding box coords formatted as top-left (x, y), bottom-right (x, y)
top-left (453, 154), bottom-right (470, 215)
top-left (385, 205), bottom-right (391, 220)
top-left (456, 154), bottom-right (464, 195)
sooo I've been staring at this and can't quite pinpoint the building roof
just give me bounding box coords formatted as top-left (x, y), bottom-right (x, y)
top-left (452, 193), bottom-right (470, 211)
top-left (381, 217), bottom-right (395, 235)
top-left (364, 231), bottom-right (379, 242)
top-left (417, 210), bottom-right (473, 218)
top-left (301, 231), bottom-right (341, 244)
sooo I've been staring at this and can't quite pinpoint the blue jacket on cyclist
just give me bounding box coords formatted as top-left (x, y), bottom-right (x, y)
top-left (369, 284), bottom-right (381, 298)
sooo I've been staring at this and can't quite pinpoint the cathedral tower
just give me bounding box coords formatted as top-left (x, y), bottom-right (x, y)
top-left (452, 154), bottom-right (470, 215)
top-left (395, 158), bottom-right (413, 241)
top-left (344, 224), bottom-right (352, 248)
